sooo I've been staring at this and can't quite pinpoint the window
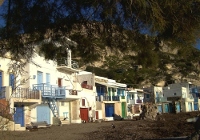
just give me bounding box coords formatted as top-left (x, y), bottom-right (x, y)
top-left (37, 71), bottom-right (43, 84)
top-left (46, 73), bottom-right (50, 84)
top-left (82, 81), bottom-right (87, 85)
top-left (156, 92), bottom-right (158, 97)
top-left (146, 94), bottom-right (150, 98)
top-left (58, 78), bottom-right (62, 87)
top-left (174, 93), bottom-right (176, 96)
top-left (82, 99), bottom-right (85, 106)
top-left (61, 102), bottom-right (65, 106)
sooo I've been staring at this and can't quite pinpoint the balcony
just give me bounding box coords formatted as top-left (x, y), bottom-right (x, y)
top-left (120, 96), bottom-right (126, 102)
top-left (155, 97), bottom-right (167, 103)
top-left (0, 87), bottom-right (6, 99)
top-left (95, 95), bottom-right (120, 102)
top-left (56, 58), bottom-right (79, 74)
top-left (143, 98), bottom-right (151, 103)
top-left (63, 90), bottom-right (80, 101)
top-left (81, 84), bottom-right (93, 90)
top-left (1, 87), bottom-right (42, 105)
top-left (12, 88), bottom-right (40, 99)
top-left (127, 99), bottom-right (135, 104)
top-left (33, 83), bottom-right (65, 98)
top-left (112, 96), bottom-right (120, 101)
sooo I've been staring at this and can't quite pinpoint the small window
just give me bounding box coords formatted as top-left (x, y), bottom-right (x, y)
top-left (82, 81), bottom-right (87, 85)
top-left (174, 93), bottom-right (176, 96)
top-left (82, 99), bottom-right (85, 106)
top-left (61, 102), bottom-right (65, 106)
top-left (146, 94), bottom-right (150, 98)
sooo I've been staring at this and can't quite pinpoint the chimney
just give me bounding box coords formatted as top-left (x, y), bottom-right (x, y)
top-left (67, 48), bottom-right (71, 68)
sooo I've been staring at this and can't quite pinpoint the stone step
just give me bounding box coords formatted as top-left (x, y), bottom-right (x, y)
top-left (15, 124), bottom-right (26, 131)
top-left (59, 117), bottom-right (69, 124)
top-left (61, 121), bottom-right (69, 125)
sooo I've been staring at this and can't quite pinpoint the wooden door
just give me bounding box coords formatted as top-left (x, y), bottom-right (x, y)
top-left (105, 103), bottom-right (114, 117)
top-left (80, 108), bottom-right (89, 122)
top-left (121, 102), bottom-right (126, 118)
top-left (14, 106), bottom-right (24, 127)
top-left (37, 105), bottom-right (50, 124)
top-left (95, 111), bottom-right (99, 119)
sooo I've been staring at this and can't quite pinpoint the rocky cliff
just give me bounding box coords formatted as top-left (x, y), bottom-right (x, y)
top-left (67, 23), bottom-right (200, 87)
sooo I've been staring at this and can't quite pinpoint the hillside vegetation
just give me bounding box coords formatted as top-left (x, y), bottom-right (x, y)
top-left (1, 1), bottom-right (200, 88)
top-left (66, 23), bottom-right (200, 87)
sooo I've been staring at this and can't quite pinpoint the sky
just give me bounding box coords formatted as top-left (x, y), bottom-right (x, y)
top-left (0, 1), bottom-right (200, 49)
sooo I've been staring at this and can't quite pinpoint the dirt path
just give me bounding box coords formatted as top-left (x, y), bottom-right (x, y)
top-left (1, 111), bottom-right (200, 140)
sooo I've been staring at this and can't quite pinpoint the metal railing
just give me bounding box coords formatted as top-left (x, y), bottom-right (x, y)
top-left (57, 58), bottom-right (79, 69)
top-left (95, 95), bottom-right (120, 101)
top-left (0, 87), bottom-right (6, 99)
top-left (12, 88), bottom-right (40, 99)
top-left (33, 83), bottom-right (65, 98)
top-left (112, 96), bottom-right (120, 101)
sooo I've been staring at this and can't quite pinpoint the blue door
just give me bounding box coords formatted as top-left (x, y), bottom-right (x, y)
top-left (105, 103), bottom-right (114, 117)
top-left (169, 103), bottom-right (173, 113)
top-left (194, 103), bottom-right (198, 111)
top-left (14, 106), bottom-right (24, 127)
top-left (164, 104), bottom-right (169, 113)
top-left (37, 105), bottom-right (50, 124)
top-left (157, 105), bottom-right (162, 113)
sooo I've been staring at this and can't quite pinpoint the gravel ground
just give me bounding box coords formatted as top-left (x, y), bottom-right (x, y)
top-left (1, 111), bottom-right (200, 140)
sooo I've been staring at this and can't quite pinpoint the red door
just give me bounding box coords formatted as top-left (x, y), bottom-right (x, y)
top-left (95, 111), bottom-right (99, 119)
top-left (80, 108), bottom-right (89, 122)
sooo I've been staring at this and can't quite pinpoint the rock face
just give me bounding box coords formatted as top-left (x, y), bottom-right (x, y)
top-left (143, 103), bottom-right (158, 120)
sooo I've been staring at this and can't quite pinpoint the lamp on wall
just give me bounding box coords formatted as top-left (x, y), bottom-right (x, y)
top-left (32, 75), bottom-right (36, 79)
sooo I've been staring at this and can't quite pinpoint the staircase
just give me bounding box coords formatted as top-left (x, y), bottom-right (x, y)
top-left (48, 98), bottom-right (59, 117)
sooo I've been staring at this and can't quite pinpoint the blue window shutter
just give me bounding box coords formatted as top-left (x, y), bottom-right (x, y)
top-left (37, 71), bottom-right (43, 84)
top-left (9, 74), bottom-right (15, 89)
top-left (122, 89), bottom-right (124, 96)
top-left (46, 73), bottom-right (50, 84)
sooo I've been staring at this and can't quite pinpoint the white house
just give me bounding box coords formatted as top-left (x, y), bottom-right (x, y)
top-left (163, 82), bottom-right (194, 113)
top-left (0, 39), bottom-right (92, 130)
top-left (76, 71), bottom-right (96, 122)
top-left (126, 88), bottom-right (144, 117)
top-left (95, 76), bottom-right (127, 121)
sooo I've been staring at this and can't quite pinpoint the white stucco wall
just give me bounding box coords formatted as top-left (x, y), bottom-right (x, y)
top-left (163, 87), bottom-right (187, 98)
top-left (0, 55), bottom-right (76, 89)
top-left (79, 88), bottom-right (96, 118)
top-left (0, 57), bottom-right (22, 87)
top-left (96, 110), bottom-right (103, 119)
top-left (58, 101), bottom-right (70, 118)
